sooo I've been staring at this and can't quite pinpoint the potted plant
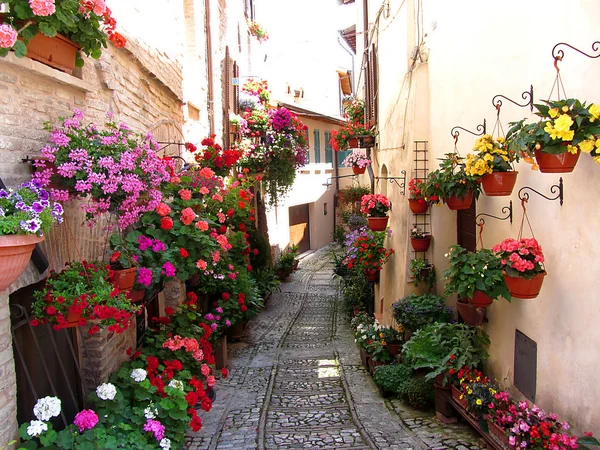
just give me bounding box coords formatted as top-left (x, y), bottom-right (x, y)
top-left (443, 244), bottom-right (511, 310)
top-left (465, 135), bottom-right (519, 196)
top-left (242, 108), bottom-right (270, 137)
top-left (451, 366), bottom-right (488, 409)
top-left (342, 149), bottom-right (371, 175)
top-left (408, 178), bottom-right (429, 214)
top-left (247, 19), bottom-right (269, 42)
top-left (423, 153), bottom-right (481, 210)
top-left (463, 380), bottom-right (499, 427)
top-left (506, 98), bottom-right (600, 173)
top-left (108, 234), bottom-right (138, 293)
top-left (409, 258), bottom-right (436, 288)
top-left (492, 237), bottom-right (546, 299)
top-left (31, 261), bottom-right (140, 333)
top-left (0, 179), bottom-right (63, 291)
top-left (194, 135), bottom-right (243, 178)
top-left (343, 229), bottom-right (393, 282)
top-left (372, 363), bottom-right (413, 397)
top-left (392, 293), bottom-right (454, 334)
top-left (229, 113), bottom-right (246, 135)
top-left (0, 0), bottom-right (126, 73)
top-left (360, 193), bottom-right (391, 231)
top-left (275, 248), bottom-right (296, 281)
top-left (410, 227), bottom-right (431, 252)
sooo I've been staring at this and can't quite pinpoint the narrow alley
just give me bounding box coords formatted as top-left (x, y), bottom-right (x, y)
top-left (187, 247), bottom-right (485, 450)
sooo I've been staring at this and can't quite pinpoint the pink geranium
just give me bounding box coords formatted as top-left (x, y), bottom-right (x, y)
top-left (0, 24), bottom-right (18, 48)
top-left (29, 0), bottom-right (56, 16)
top-left (493, 237), bottom-right (545, 279)
top-left (73, 409), bottom-right (98, 432)
top-left (360, 193), bottom-right (391, 217)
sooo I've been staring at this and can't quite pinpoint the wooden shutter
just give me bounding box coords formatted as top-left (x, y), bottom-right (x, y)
top-left (365, 44), bottom-right (378, 127)
top-left (324, 131), bottom-right (333, 164)
top-left (313, 129), bottom-right (321, 163)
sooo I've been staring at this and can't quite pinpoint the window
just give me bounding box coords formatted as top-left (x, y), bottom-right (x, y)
top-left (365, 44), bottom-right (378, 127)
top-left (337, 149), bottom-right (351, 168)
top-left (324, 131), bottom-right (333, 164)
top-left (313, 129), bottom-right (321, 163)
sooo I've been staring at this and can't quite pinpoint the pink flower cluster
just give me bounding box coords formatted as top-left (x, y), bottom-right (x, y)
top-left (360, 193), bottom-right (391, 217)
top-left (29, 0), bottom-right (56, 16)
top-left (163, 335), bottom-right (205, 362)
top-left (493, 237), bottom-right (544, 275)
top-left (0, 24), bottom-right (18, 49)
top-left (143, 419), bottom-right (165, 441)
top-left (73, 409), bottom-right (99, 433)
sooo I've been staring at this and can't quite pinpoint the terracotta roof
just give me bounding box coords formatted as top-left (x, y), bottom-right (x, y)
top-left (340, 25), bottom-right (356, 54)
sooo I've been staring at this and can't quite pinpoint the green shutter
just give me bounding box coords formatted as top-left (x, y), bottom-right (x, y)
top-left (304, 129), bottom-right (310, 163)
top-left (338, 149), bottom-right (351, 168)
top-left (313, 129), bottom-right (321, 163)
top-left (324, 131), bottom-right (333, 164)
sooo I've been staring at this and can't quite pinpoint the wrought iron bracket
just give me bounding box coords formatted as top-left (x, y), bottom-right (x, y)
top-left (323, 174), bottom-right (355, 187)
top-left (476, 201), bottom-right (513, 225)
top-left (552, 41), bottom-right (600, 62)
top-left (450, 119), bottom-right (487, 143)
top-left (518, 177), bottom-right (564, 206)
top-left (492, 85), bottom-right (534, 112)
top-left (374, 170), bottom-right (407, 195)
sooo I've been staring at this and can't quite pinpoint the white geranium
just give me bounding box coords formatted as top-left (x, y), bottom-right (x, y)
top-left (159, 438), bottom-right (171, 450)
top-left (144, 404), bottom-right (158, 419)
top-left (26, 420), bottom-right (48, 437)
top-left (96, 383), bottom-right (117, 401)
top-left (168, 379), bottom-right (184, 391)
top-left (131, 368), bottom-right (147, 383)
top-left (33, 396), bottom-right (61, 422)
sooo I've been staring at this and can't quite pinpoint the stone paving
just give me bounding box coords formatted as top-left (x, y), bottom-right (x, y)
top-left (186, 246), bottom-right (486, 449)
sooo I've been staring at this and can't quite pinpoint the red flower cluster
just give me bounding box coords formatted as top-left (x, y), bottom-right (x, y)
top-left (79, 2), bottom-right (126, 48)
top-left (194, 135), bottom-right (242, 177)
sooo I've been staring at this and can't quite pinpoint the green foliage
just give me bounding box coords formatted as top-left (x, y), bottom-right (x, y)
top-left (443, 245), bottom-right (511, 301)
top-left (422, 153), bottom-right (481, 202)
top-left (464, 381), bottom-right (499, 419)
top-left (338, 185), bottom-right (371, 205)
top-left (392, 294), bottom-right (454, 332)
top-left (251, 267), bottom-right (280, 299)
top-left (275, 246), bottom-right (298, 273)
top-left (340, 268), bottom-right (372, 316)
top-left (403, 377), bottom-right (435, 409)
top-left (333, 225), bottom-right (346, 245)
top-left (249, 230), bottom-right (272, 269)
top-left (409, 259), bottom-right (436, 288)
top-left (373, 364), bottom-right (413, 394)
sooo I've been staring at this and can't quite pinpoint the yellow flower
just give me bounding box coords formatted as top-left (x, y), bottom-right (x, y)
top-left (567, 145), bottom-right (578, 154)
top-left (590, 104), bottom-right (600, 121)
top-left (579, 140), bottom-right (595, 153)
top-left (596, 139), bottom-right (600, 149)
top-left (489, 389), bottom-right (497, 395)
top-left (554, 114), bottom-right (573, 133)
top-left (467, 389), bottom-right (473, 395)
top-left (562, 105), bottom-right (570, 112)
top-left (476, 399), bottom-right (483, 406)
top-left (379, 333), bottom-right (385, 339)
top-left (544, 121), bottom-right (561, 140)
top-left (496, 137), bottom-right (506, 144)
top-left (381, 340), bottom-right (387, 346)
top-left (561, 130), bottom-right (575, 141)
top-left (594, 156), bottom-right (600, 164)
top-left (548, 107), bottom-right (559, 118)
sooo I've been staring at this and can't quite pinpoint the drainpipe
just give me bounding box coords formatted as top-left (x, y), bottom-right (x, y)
top-left (205, 0), bottom-right (215, 134)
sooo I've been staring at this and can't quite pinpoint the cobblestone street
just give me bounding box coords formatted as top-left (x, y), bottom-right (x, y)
top-left (187, 246), bottom-right (486, 449)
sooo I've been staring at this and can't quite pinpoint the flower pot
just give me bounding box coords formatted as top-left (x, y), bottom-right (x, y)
top-left (481, 171), bottom-right (518, 196)
top-left (111, 267), bottom-right (136, 292)
top-left (0, 234), bottom-right (44, 291)
top-left (435, 374), bottom-right (450, 390)
top-left (488, 420), bottom-right (510, 446)
top-left (367, 216), bottom-right (389, 231)
top-left (364, 269), bottom-right (380, 282)
top-left (214, 336), bottom-right (227, 369)
top-left (347, 137), bottom-right (359, 148)
top-left (352, 165), bottom-right (366, 175)
top-left (65, 310), bottom-right (83, 328)
top-left (503, 271), bottom-right (546, 299)
top-left (359, 347), bottom-right (369, 368)
top-left (358, 135), bottom-right (376, 148)
top-left (368, 358), bottom-right (385, 375)
top-left (408, 199), bottom-right (429, 214)
top-left (387, 343), bottom-right (402, 358)
top-left (411, 236), bottom-right (431, 252)
top-left (451, 385), bottom-right (468, 409)
top-left (129, 289), bottom-right (146, 303)
top-left (26, 32), bottom-right (80, 74)
top-left (468, 290), bottom-right (494, 308)
top-left (230, 123), bottom-right (239, 134)
top-left (456, 300), bottom-right (485, 326)
top-left (444, 191), bottom-right (474, 210)
top-left (227, 320), bottom-right (246, 340)
top-left (535, 149), bottom-right (580, 173)
top-left (434, 386), bottom-right (456, 418)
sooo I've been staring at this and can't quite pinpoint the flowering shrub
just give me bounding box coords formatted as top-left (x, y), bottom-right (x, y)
top-left (507, 98), bottom-right (600, 167)
top-left (248, 20), bottom-right (269, 42)
top-left (242, 79), bottom-right (270, 104)
top-left (329, 122), bottom-right (374, 151)
top-left (360, 193), bottom-right (390, 217)
top-left (34, 110), bottom-right (173, 229)
top-left (0, 0), bottom-right (126, 65)
top-left (242, 108), bottom-right (270, 135)
top-left (192, 135), bottom-right (242, 177)
top-left (344, 99), bottom-right (365, 123)
top-left (465, 135), bottom-right (517, 176)
top-left (0, 179), bottom-right (63, 235)
top-left (342, 228), bottom-right (393, 272)
top-left (30, 261), bottom-right (140, 334)
top-left (342, 149), bottom-right (371, 169)
top-left (492, 237), bottom-right (545, 279)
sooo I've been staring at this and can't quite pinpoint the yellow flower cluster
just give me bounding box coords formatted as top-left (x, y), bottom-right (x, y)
top-left (465, 135), bottom-right (511, 176)
top-left (544, 112), bottom-right (575, 141)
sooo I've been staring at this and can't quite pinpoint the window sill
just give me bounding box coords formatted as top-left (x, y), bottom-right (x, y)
top-left (0, 53), bottom-right (95, 92)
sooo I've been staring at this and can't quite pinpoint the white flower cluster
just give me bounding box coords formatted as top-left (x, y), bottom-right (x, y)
top-left (144, 404), bottom-right (158, 419)
top-left (33, 396), bottom-right (61, 422)
top-left (26, 420), bottom-right (48, 437)
top-left (168, 379), bottom-right (184, 391)
top-left (131, 368), bottom-right (147, 383)
top-left (159, 438), bottom-right (171, 450)
top-left (96, 383), bottom-right (117, 401)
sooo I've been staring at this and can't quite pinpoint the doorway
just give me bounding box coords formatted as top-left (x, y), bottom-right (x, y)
top-left (289, 204), bottom-right (310, 254)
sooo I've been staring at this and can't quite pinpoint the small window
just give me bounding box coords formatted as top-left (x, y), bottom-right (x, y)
top-left (313, 129), bottom-right (321, 163)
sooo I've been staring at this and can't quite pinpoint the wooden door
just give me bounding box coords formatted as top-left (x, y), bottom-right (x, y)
top-left (289, 204), bottom-right (310, 254)
top-left (457, 202), bottom-right (477, 251)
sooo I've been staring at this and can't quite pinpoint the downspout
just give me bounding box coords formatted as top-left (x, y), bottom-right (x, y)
top-left (205, 0), bottom-right (215, 134)
top-left (362, 0), bottom-right (375, 195)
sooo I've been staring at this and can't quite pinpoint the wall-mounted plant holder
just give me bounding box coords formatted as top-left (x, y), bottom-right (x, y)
top-left (492, 85), bottom-right (534, 112)
top-left (450, 119), bottom-right (487, 144)
top-left (552, 41), bottom-right (600, 62)
top-left (374, 170), bottom-right (407, 195)
top-left (476, 201), bottom-right (513, 226)
top-left (322, 174), bottom-right (355, 188)
top-left (518, 178), bottom-right (564, 206)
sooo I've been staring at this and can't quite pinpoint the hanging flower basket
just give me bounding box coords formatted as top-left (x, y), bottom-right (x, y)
top-left (481, 171), bottom-right (518, 196)
top-left (456, 300), bottom-right (485, 326)
top-left (468, 290), bottom-right (494, 308)
top-left (534, 149), bottom-right (580, 173)
top-left (0, 234), bottom-right (44, 291)
top-left (503, 272), bottom-right (546, 299)
top-left (410, 236), bottom-right (431, 252)
top-left (358, 135), bottom-right (376, 148)
top-left (347, 137), bottom-right (359, 148)
top-left (110, 267), bottom-right (137, 292)
top-left (364, 269), bottom-right (380, 282)
top-left (444, 191), bottom-right (474, 210)
top-left (367, 216), bottom-right (389, 231)
top-left (408, 199), bottom-right (428, 214)
top-left (352, 165), bottom-right (366, 175)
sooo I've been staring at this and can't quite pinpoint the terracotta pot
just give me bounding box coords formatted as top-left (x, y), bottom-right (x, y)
top-left (434, 385), bottom-right (456, 417)
top-left (451, 385), bottom-right (468, 409)
top-left (111, 267), bottom-right (136, 292)
top-left (229, 123), bottom-right (239, 134)
top-left (368, 358), bottom-right (385, 375)
top-left (359, 347), bottom-right (369, 368)
top-left (0, 234), bottom-right (44, 291)
top-left (213, 336), bottom-right (228, 369)
top-left (26, 32), bottom-right (80, 74)
top-left (456, 300), bottom-right (485, 326)
top-left (367, 216), bottom-right (389, 231)
top-left (435, 374), bottom-right (450, 390)
top-left (347, 137), bottom-right (359, 148)
top-left (411, 236), bottom-right (431, 252)
top-left (444, 191), bottom-right (474, 210)
top-left (387, 343), bottom-right (402, 358)
top-left (352, 165), bottom-right (366, 175)
top-left (65, 309), bottom-right (82, 328)
top-left (358, 135), bottom-right (376, 148)
top-left (408, 199), bottom-right (428, 214)
top-left (504, 271), bottom-right (546, 299)
top-left (227, 320), bottom-right (246, 340)
top-left (481, 171), bottom-right (518, 196)
top-left (468, 290), bottom-right (493, 308)
top-left (535, 149), bottom-right (580, 173)
top-left (364, 269), bottom-right (380, 282)
top-left (488, 420), bottom-right (510, 446)
top-left (129, 289), bottom-right (146, 303)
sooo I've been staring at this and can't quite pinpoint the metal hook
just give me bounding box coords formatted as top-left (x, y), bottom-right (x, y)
top-left (450, 119), bottom-right (487, 141)
top-left (475, 200), bottom-right (513, 225)
top-left (492, 85), bottom-right (534, 112)
top-left (517, 178), bottom-right (564, 206)
top-left (552, 41), bottom-right (600, 62)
